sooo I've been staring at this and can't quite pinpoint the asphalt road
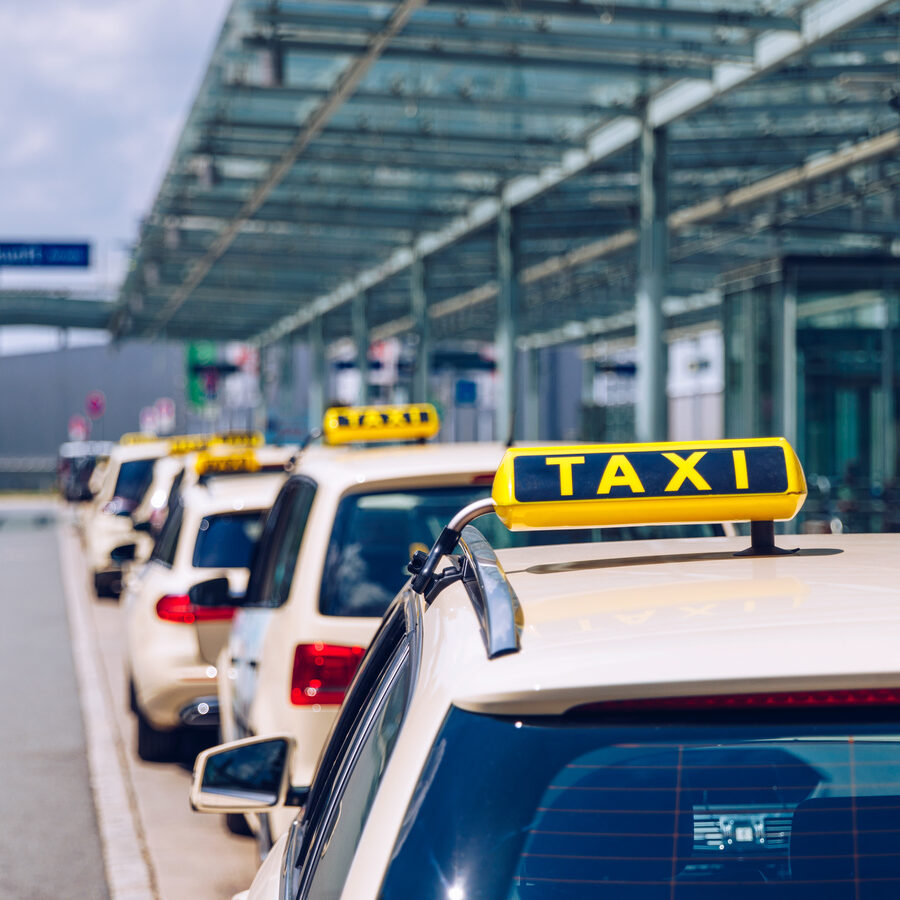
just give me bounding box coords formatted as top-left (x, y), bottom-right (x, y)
top-left (0, 500), bottom-right (108, 899)
top-left (0, 498), bottom-right (259, 899)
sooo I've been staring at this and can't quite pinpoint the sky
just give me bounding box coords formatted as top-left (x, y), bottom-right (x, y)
top-left (0, 0), bottom-right (230, 350)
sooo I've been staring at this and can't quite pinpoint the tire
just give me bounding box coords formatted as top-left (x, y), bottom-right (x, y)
top-left (224, 813), bottom-right (253, 837)
top-left (136, 710), bottom-right (178, 763)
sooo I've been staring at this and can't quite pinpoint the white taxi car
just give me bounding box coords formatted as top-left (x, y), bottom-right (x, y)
top-left (82, 435), bottom-right (170, 596)
top-left (124, 448), bottom-right (290, 761)
top-left (194, 438), bottom-right (900, 900)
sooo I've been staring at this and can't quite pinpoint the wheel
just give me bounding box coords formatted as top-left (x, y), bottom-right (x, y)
top-left (224, 813), bottom-right (253, 837)
top-left (136, 710), bottom-right (178, 762)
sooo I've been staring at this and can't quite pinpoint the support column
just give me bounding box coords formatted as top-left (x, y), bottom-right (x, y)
top-left (884, 292), bottom-right (898, 482)
top-left (308, 315), bottom-right (326, 429)
top-left (411, 257), bottom-right (429, 403)
top-left (522, 346), bottom-right (541, 440)
top-left (353, 291), bottom-right (369, 405)
top-left (780, 274), bottom-right (798, 447)
top-left (496, 204), bottom-right (519, 443)
top-left (635, 120), bottom-right (669, 442)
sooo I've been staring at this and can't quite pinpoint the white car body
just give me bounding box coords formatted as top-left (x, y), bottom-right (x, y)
top-left (229, 530), bottom-right (900, 899)
top-left (220, 441), bottom-right (509, 845)
top-left (123, 471), bottom-right (286, 756)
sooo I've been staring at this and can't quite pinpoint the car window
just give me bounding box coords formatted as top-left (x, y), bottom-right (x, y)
top-left (150, 500), bottom-right (183, 566)
top-left (113, 458), bottom-right (155, 506)
top-left (301, 643), bottom-right (412, 899)
top-left (381, 707), bottom-right (900, 900)
top-left (191, 511), bottom-right (265, 568)
top-left (318, 487), bottom-right (726, 619)
top-left (243, 477), bottom-right (316, 609)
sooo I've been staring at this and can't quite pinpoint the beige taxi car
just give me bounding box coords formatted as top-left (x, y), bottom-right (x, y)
top-left (123, 448), bottom-right (291, 761)
top-left (194, 437), bottom-right (900, 900)
top-left (82, 435), bottom-right (170, 596)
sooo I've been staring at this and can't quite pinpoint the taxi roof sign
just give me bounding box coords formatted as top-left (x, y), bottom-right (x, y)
top-left (120, 431), bottom-right (263, 452)
top-left (195, 450), bottom-right (261, 477)
top-left (322, 403), bottom-right (440, 446)
top-left (491, 438), bottom-right (807, 530)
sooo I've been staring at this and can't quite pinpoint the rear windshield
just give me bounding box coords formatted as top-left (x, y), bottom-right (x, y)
top-left (319, 484), bottom-right (724, 618)
top-left (382, 706), bottom-right (900, 900)
top-left (192, 511), bottom-right (265, 568)
top-left (113, 458), bottom-right (155, 505)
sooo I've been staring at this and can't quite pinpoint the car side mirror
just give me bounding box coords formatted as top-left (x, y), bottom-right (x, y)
top-left (188, 576), bottom-right (234, 608)
top-left (110, 543), bottom-right (136, 563)
top-left (191, 735), bottom-right (306, 813)
top-left (132, 520), bottom-right (153, 534)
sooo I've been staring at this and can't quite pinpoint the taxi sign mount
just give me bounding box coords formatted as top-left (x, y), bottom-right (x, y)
top-left (409, 438), bottom-right (808, 598)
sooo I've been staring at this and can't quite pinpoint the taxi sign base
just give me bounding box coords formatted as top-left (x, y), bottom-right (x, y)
top-left (734, 520), bottom-right (798, 557)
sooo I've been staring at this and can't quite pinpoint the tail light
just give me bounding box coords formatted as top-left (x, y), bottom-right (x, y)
top-left (155, 594), bottom-right (235, 625)
top-left (290, 643), bottom-right (364, 706)
top-left (572, 688), bottom-right (900, 714)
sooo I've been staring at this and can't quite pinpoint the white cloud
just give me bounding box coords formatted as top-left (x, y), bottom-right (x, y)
top-left (0, 0), bottom-right (230, 292)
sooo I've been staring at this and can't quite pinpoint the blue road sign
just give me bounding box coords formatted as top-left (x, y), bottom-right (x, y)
top-left (0, 242), bottom-right (90, 268)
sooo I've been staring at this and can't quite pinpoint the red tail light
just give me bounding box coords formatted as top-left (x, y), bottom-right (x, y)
top-left (290, 643), bottom-right (364, 706)
top-left (573, 688), bottom-right (900, 714)
top-left (470, 473), bottom-right (496, 485)
top-left (155, 594), bottom-right (235, 624)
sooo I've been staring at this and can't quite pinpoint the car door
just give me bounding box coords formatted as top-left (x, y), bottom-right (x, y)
top-left (280, 601), bottom-right (415, 900)
top-left (229, 477), bottom-right (317, 736)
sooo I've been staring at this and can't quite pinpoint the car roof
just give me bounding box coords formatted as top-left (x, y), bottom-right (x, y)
top-left (428, 532), bottom-right (900, 715)
top-left (293, 441), bottom-right (506, 488)
top-left (180, 472), bottom-right (285, 515)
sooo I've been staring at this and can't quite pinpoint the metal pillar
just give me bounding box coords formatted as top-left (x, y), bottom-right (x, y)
top-left (353, 291), bottom-right (369, 405)
top-left (780, 274), bottom-right (798, 447)
top-left (411, 257), bottom-right (429, 403)
top-left (635, 121), bottom-right (669, 442)
top-left (496, 204), bottom-right (520, 443)
top-left (522, 346), bottom-right (541, 440)
top-left (308, 315), bottom-right (326, 429)
top-left (884, 292), bottom-right (898, 482)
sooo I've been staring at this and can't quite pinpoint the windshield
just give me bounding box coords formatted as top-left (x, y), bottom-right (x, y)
top-left (192, 511), bottom-right (266, 568)
top-left (319, 484), bottom-right (725, 618)
top-left (381, 706), bottom-right (900, 900)
top-left (112, 458), bottom-right (155, 507)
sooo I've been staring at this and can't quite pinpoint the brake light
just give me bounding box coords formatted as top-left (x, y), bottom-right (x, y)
top-left (470, 473), bottom-right (496, 485)
top-left (155, 594), bottom-right (235, 624)
top-left (573, 688), bottom-right (900, 714)
top-left (290, 643), bottom-right (364, 706)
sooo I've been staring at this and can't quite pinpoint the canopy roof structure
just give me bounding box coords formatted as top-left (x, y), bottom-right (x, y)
top-left (106, 0), bottom-right (900, 353)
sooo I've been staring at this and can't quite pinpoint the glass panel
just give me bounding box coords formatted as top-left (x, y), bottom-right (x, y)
top-left (383, 708), bottom-right (900, 900)
top-left (319, 486), bottom-right (725, 619)
top-left (192, 511), bottom-right (265, 568)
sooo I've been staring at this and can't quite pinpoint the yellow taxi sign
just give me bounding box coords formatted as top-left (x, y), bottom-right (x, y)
top-left (322, 403), bottom-right (440, 445)
top-left (492, 438), bottom-right (807, 530)
top-left (195, 450), bottom-right (261, 477)
top-left (211, 430), bottom-right (263, 448)
top-left (120, 432), bottom-right (165, 445)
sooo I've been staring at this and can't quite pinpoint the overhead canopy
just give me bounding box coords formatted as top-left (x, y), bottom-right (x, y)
top-left (109, 0), bottom-right (900, 346)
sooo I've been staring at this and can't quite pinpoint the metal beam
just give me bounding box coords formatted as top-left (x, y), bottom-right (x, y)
top-left (256, 0), bottom-right (892, 347)
top-left (140, 0), bottom-right (427, 337)
top-left (635, 121), bottom-right (669, 443)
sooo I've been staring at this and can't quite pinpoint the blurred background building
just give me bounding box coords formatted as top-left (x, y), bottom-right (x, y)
top-left (2, 0), bottom-right (900, 529)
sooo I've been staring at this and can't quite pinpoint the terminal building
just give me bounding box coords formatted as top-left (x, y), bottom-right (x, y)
top-left (2, 0), bottom-right (900, 530)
